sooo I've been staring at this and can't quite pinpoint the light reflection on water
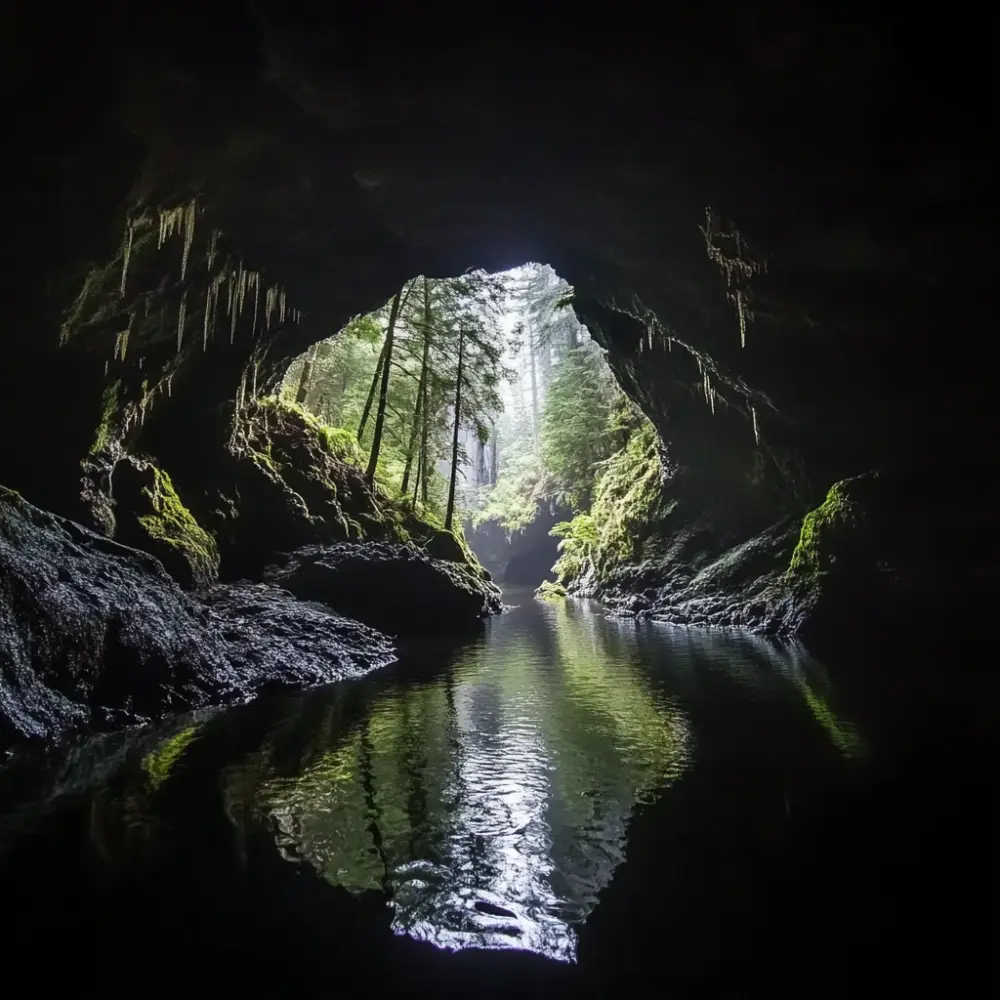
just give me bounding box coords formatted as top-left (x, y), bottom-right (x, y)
top-left (236, 592), bottom-right (857, 961)
top-left (0, 588), bottom-right (862, 965)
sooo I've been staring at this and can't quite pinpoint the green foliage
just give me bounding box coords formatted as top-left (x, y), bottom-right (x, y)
top-left (550, 420), bottom-right (668, 587)
top-left (588, 419), bottom-right (666, 570)
top-left (91, 380), bottom-right (122, 455)
top-left (472, 446), bottom-right (546, 533)
top-left (137, 465), bottom-right (220, 586)
top-left (238, 397), bottom-right (489, 580)
top-left (282, 271), bottom-right (515, 526)
top-left (540, 343), bottom-right (621, 511)
top-left (551, 514), bottom-right (597, 584)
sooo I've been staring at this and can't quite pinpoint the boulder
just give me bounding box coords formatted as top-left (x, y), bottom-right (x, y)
top-left (263, 542), bottom-right (504, 633)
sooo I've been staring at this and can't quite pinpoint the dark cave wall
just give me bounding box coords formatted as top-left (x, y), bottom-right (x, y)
top-left (1, 4), bottom-right (991, 574)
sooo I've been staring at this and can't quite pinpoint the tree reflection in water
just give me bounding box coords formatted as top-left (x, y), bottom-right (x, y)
top-left (236, 593), bottom-right (855, 962)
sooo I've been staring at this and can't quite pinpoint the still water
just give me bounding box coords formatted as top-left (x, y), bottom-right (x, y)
top-left (0, 589), bottom-right (984, 994)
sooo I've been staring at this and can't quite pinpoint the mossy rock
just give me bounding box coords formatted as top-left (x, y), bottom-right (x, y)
top-left (214, 398), bottom-right (493, 583)
top-left (786, 471), bottom-right (881, 585)
top-left (535, 580), bottom-right (568, 601)
top-left (422, 526), bottom-right (471, 564)
top-left (112, 457), bottom-right (220, 589)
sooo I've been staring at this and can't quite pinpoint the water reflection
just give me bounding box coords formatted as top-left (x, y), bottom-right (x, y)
top-left (0, 589), bottom-right (863, 966)
top-left (250, 594), bottom-right (693, 961)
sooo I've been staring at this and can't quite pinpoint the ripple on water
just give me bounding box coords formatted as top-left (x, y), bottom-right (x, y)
top-left (246, 596), bottom-right (697, 961)
top-left (8, 589), bottom-right (862, 965)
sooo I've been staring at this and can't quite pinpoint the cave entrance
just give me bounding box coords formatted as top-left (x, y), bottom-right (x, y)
top-left (278, 263), bottom-right (635, 589)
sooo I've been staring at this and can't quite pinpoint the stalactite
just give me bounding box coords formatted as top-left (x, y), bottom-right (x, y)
top-left (251, 274), bottom-right (260, 338)
top-left (709, 386), bottom-right (716, 415)
top-left (230, 281), bottom-right (238, 344)
top-left (114, 315), bottom-right (133, 362)
top-left (139, 356), bottom-right (144, 371)
top-left (238, 263), bottom-right (247, 314)
top-left (180, 201), bottom-right (196, 280)
top-left (735, 290), bottom-right (747, 348)
top-left (751, 405), bottom-right (759, 445)
top-left (250, 359), bottom-right (259, 399)
top-left (278, 289), bottom-right (287, 324)
top-left (265, 286), bottom-right (277, 331)
top-left (207, 229), bottom-right (220, 271)
top-left (701, 206), bottom-right (763, 348)
top-left (158, 206), bottom-right (181, 248)
top-left (167, 374), bottom-right (173, 398)
top-left (177, 289), bottom-right (188, 352)
top-left (667, 337), bottom-right (672, 352)
top-left (120, 220), bottom-right (134, 298)
top-left (204, 276), bottom-right (224, 352)
top-left (104, 360), bottom-right (109, 376)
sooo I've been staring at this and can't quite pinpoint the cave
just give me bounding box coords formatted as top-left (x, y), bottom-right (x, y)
top-left (0, 5), bottom-right (993, 995)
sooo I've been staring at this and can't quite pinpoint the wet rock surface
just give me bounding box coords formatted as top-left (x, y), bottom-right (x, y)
top-left (0, 488), bottom-right (394, 750)
top-left (263, 541), bottom-right (504, 634)
top-left (576, 467), bottom-right (992, 639)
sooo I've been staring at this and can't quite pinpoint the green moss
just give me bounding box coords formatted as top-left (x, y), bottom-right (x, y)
top-left (137, 466), bottom-right (220, 587)
top-left (237, 397), bottom-right (490, 578)
top-left (141, 724), bottom-right (202, 790)
top-left (551, 419), bottom-right (668, 587)
top-left (90, 380), bottom-right (121, 455)
top-left (0, 485), bottom-right (24, 507)
top-left (258, 396), bottom-right (365, 467)
top-left (535, 580), bottom-right (568, 601)
top-left (786, 474), bottom-right (875, 582)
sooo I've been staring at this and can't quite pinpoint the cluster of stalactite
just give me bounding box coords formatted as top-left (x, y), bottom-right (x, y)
top-left (699, 206), bottom-right (766, 349)
top-left (69, 198), bottom-right (308, 447)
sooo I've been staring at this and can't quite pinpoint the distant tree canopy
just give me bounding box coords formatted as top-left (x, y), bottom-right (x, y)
top-left (280, 262), bottom-right (636, 545)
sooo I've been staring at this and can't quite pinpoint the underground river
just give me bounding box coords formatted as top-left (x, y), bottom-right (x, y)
top-left (0, 588), bottom-right (989, 995)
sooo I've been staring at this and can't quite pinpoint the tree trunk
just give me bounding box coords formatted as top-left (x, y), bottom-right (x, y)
top-left (304, 341), bottom-right (333, 411)
top-left (475, 438), bottom-right (485, 486)
top-left (538, 332), bottom-right (551, 394)
top-left (420, 372), bottom-right (431, 504)
top-left (294, 343), bottom-right (319, 405)
top-left (365, 288), bottom-right (403, 482)
top-left (411, 441), bottom-right (423, 509)
top-left (444, 327), bottom-right (465, 532)
top-left (528, 325), bottom-right (539, 447)
top-left (490, 420), bottom-right (498, 484)
top-left (401, 278), bottom-right (432, 495)
top-left (357, 342), bottom-right (387, 441)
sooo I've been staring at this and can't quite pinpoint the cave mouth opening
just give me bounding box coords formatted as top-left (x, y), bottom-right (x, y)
top-left (277, 261), bottom-right (640, 590)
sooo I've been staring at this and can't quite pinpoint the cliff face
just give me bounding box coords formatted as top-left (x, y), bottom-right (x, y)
top-left (0, 8), bottom-right (992, 640)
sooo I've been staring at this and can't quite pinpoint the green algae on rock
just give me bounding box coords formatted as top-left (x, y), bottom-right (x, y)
top-left (112, 457), bottom-right (220, 589)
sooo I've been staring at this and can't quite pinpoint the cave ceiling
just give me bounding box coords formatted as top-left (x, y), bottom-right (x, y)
top-left (0, 3), bottom-right (991, 510)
